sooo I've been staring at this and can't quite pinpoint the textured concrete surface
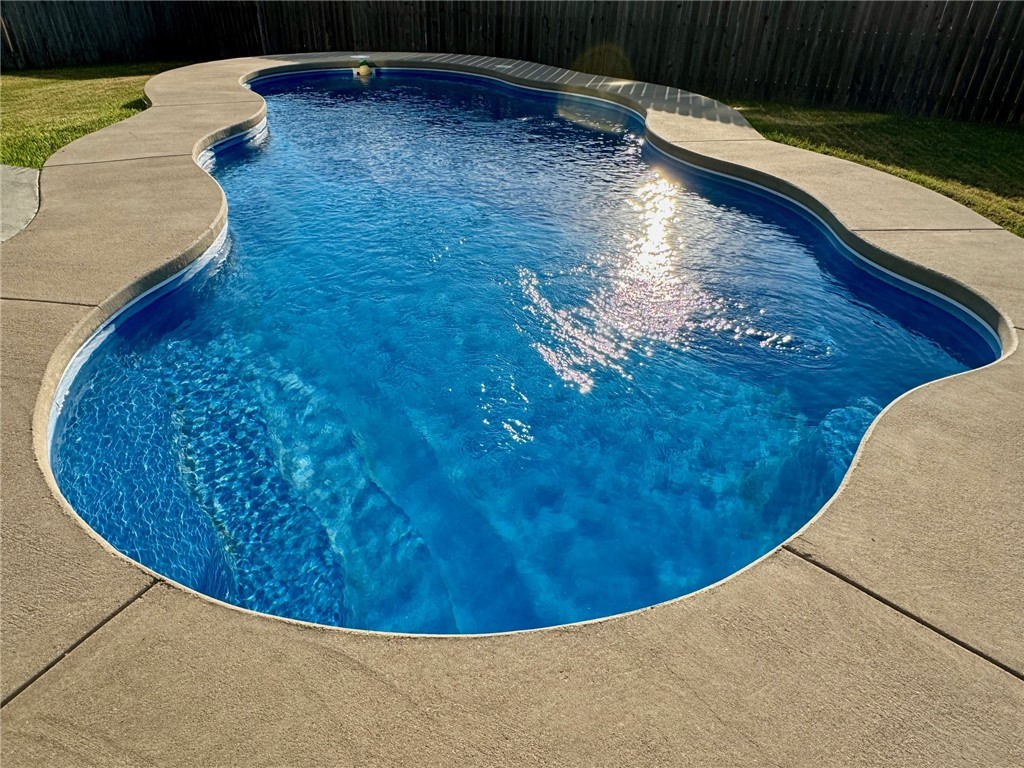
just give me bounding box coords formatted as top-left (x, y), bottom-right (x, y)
top-left (673, 139), bottom-right (1006, 233)
top-left (0, 300), bottom-right (155, 702)
top-left (1, 53), bottom-right (1021, 766)
top-left (1, 164), bottom-right (39, 242)
top-left (3, 553), bottom-right (1023, 768)
top-left (790, 348), bottom-right (1024, 675)
top-left (1, 157), bottom-right (225, 307)
top-left (45, 101), bottom-right (266, 166)
top-left (856, 228), bottom-right (1024, 320)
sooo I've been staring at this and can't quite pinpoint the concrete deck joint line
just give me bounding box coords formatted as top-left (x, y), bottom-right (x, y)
top-left (43, 152), bottom-right (195, 168)
top-left (668, 137), bottom-right (766, 142)
top-left (1, 53), bottom-right (1021, 765)
top-left (0, 579), bottom-right (157, 708)
top-left (781, 545), bottom-right (1024, 683)
top-left (147, 100), bottom-right (260, 108)
top-left (0, 296), bottom-right (99, 308)
top-left (851, 226), bottom-right (1007, 233)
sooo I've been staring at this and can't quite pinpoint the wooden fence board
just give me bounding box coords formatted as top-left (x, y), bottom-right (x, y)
top-left (1, 0), bottom-right (1020, 123)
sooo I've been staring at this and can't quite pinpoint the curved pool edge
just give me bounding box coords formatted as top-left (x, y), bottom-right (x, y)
top-left (23, 49), bottom-right (1024, 642)
top-left (3, 53), bottom-right (1022, 764)
top-left (41, 60), bottom-right (1010, 639)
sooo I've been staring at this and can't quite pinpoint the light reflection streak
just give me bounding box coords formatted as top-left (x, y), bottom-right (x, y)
top-left (520, 176), bottom-right (792, 393)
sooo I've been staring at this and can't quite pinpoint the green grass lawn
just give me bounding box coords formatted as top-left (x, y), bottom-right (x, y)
top-left (1, 62), bottom-right (1021, 237)
top-left (0, 62), bottom-right (184, 168)
top-left (733, 101), bottom-right (1024, 238)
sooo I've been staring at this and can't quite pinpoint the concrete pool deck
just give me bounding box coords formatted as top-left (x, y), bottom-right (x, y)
top-left (0, 165), bottom-right (39, 242)
top-left (1, 52), bottom-right (1021, 765)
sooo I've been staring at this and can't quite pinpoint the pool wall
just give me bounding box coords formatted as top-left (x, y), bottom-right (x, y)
top-left (2, 53), bottom-right (1021, 765)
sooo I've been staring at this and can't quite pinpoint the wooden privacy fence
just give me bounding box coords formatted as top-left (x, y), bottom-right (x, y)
top-left (2, 0), bottom-right (1022, 123)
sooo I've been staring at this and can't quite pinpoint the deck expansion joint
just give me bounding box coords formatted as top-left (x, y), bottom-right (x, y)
top-left (1, 296), bottom-right (98, 308)
top-left (850, 227), bottom-right (1006, 233)
top-left (148, 100), bottom-right (260, 108)
top-left (782, 545), bottom-right (1023, 683)
top-left (667, 137), bottom-right (766, 142)
top-left (45, 153), bottom-right (194, 169)
top-left (0, 579), bottom-right (158, 708)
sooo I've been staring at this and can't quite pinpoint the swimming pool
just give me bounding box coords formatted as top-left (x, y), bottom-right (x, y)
top-left (50, 70), bottom-right (999, 634)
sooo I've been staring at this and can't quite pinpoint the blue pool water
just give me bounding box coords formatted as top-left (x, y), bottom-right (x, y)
top-left (52, 70), bottom-right (997, 634)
